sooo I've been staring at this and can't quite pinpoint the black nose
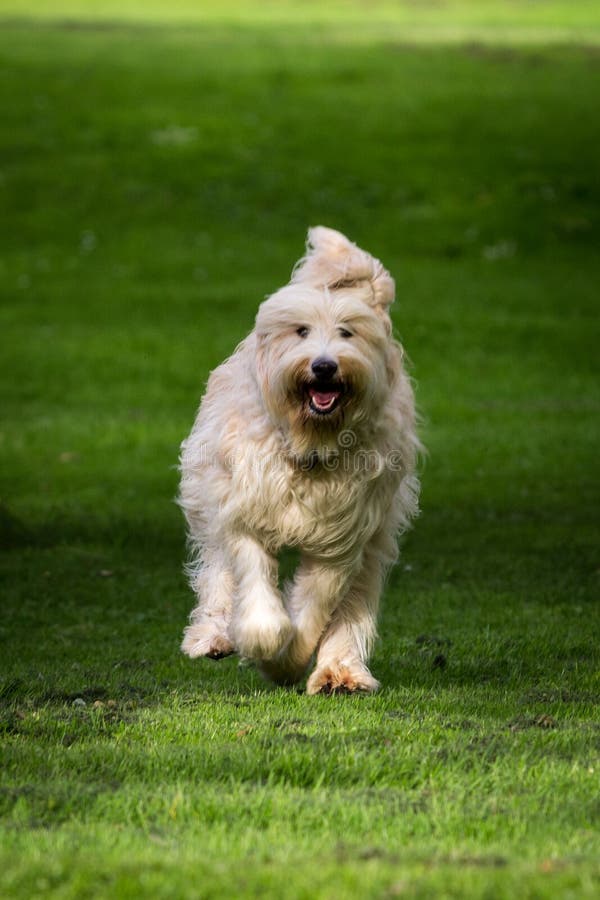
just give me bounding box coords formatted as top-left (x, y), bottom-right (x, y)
top-left (311, 357), bottom-right (338, 379)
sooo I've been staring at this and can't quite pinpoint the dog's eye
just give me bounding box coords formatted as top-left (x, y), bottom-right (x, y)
top-left (338, 327), bottom-right (353, 339)
top-left (296, 326), bottom-right (310, 338)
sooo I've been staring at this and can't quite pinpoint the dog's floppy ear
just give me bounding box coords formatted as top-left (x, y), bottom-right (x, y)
top-left (291, 226), bottom-right (395, 316)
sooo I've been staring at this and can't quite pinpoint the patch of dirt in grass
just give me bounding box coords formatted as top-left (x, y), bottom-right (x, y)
top-left (520, 689), bottom-right (598, 705)
top-left (273, 719), bottom-right (314, 743)
top-left (508, 714), bottom-right (558, 731)
top-left (45, 685), bottom-right (111, 704)
top-left (415, 634), bottom-right (452, 648)
top-left (416, 634), bottom-right (452, 671)
top-left (274, 718), bottom-right (311, 728)
top-left (336, 842), bottom-right (401, 864)
top-left (440, 718), bottom-right (478, 731)
top-left (432, 853), bottom-right (508, 868)
top-left (0, 692), bottom-right (145, 745)
top-left (280, 732), bottom-right (312, 743)
top-left (463, 43), bottom-right (551, 69)
top-left (39, 681), bottom-right (151, 707)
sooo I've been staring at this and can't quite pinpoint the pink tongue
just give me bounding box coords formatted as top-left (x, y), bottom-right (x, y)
top-left (310, 390), bottom-right (339, 408)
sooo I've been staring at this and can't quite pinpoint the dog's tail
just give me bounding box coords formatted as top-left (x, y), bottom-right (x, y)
top-left (291, 226), bottom-right (395, 313)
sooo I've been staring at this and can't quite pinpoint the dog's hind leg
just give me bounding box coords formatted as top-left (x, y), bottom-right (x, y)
top-left (181, 548), bottom-right (235, 659)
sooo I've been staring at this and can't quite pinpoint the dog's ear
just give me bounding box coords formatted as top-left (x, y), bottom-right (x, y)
top-left (292, 226), bottom-right (395, 317)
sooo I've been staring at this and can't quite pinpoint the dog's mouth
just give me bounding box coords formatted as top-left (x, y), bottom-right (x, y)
top-left (306, 382), bottom-right (344, 416)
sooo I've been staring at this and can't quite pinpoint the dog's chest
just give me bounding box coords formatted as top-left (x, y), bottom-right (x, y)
top-left (236, 458), bottom-right (388, 557)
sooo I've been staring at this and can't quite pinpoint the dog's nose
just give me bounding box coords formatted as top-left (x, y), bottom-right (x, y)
top-left (311, 357), bottom-right (338, 379)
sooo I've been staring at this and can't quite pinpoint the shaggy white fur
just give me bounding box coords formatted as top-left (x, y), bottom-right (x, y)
top-left (179, 227), bottom-right (420, 694)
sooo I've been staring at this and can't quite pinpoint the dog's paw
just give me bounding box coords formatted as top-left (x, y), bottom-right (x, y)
top-left (181, 623), bottom-right (235, 660)
top-left (306, 663), bottom-right (380, 696)
top-left (233, 607), bottom-right (293, 662)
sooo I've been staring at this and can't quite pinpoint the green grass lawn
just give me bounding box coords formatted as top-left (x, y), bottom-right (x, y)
top-left (1, 2), bottom-right (599, 897)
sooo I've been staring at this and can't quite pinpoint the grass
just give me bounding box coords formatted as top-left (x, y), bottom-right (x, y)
top-left (0, 2), bottom-right (599, 897)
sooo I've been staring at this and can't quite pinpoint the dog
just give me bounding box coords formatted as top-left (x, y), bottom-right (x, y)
top-left (179, 227), bottom-right (420, 694)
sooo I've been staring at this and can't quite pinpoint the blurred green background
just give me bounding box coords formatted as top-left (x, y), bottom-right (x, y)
top-left (0, 2), bottom-right (598, 898)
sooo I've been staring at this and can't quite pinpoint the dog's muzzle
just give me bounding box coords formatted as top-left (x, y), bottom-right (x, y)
top-left (306, 357), bottom-right (343, 415)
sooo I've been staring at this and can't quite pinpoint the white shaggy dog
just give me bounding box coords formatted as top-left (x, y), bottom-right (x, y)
top-left (179, 227), bottom-right (420, 694)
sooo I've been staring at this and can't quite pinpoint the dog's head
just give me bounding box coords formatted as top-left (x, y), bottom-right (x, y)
top-left (254, 227), bottom-right (402, 454)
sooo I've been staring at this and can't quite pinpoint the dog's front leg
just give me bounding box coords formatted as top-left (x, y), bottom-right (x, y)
top-left (305, 544), bottom-right (385, 695)
top-left (259, 559), bottom-right (355, 685)
top-left (228, 534), bottom-right (292, 661)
